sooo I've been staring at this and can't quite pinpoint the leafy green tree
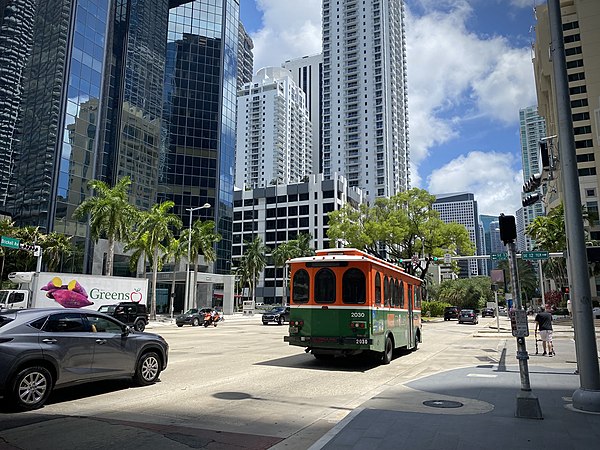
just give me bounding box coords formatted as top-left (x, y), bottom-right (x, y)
top-left (240, 236), bottom-right (268, 304)
top-left (327, 188), bottom-right (474, 279)
top-left (136, 201), bottom-right (182, 320)
top-left (72, 176), bottom-right (138, 275)
top-left (430, 277), bottom-right (493, 310)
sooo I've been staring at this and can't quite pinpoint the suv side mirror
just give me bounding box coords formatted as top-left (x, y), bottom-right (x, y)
top-left (121, 325), bottom-right (131, 337)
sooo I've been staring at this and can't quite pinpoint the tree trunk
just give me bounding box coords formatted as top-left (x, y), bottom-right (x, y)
top-left (106, 237), bottom-right (115, 276)
top-left (151, 248), bottom-right (159, 320)
top-left (170, 258), bottom-right (177, 318)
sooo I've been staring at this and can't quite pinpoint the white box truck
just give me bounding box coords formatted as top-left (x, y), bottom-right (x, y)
top-left (0, 272), bottom-right (149, 311)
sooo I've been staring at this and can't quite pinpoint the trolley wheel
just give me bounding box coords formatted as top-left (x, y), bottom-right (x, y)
top-left (382, 336), bottom-right (393, 365)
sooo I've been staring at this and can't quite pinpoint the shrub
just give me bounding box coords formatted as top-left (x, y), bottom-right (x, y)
top-left (423, 301), bottom-right (451, 317)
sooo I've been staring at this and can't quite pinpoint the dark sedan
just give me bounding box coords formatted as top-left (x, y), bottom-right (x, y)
top-left (175, 308), bottom-right (213, 327)
top-left (262, 306), bottom-right (290, 325)
top-left (0, 308), bottom-right (168, 411)
top-left (481, 308), bottom-right (495, 318)
top-left (458, 309), bottom-right (479, 325)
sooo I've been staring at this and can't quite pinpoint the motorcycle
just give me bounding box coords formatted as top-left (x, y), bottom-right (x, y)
top-left (203, 311), bottom-right (222, 327)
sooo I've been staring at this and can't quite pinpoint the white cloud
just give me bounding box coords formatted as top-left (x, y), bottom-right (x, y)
top-left (251, 0), bottom-right (322, 72)
top-left (427, 151), bottom-right (523, 215)
top-left (406, 3), bottom-right (536, 175)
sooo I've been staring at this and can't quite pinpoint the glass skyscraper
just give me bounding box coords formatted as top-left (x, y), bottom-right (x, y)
top-left (0, 0), bottom-right (241, 276)
top-left (159, 0), bottom-right (239, 275)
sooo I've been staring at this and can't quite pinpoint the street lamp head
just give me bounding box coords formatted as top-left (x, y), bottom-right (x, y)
top-left (202, 203), bottom-right (211, 209)
top-left (186, 203), bottom-right (212, 213)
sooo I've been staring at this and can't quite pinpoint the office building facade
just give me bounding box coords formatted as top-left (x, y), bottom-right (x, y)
top-left (534, 0), bottom-right (600, 239)
top-left (519, 105), bottom-right (546, 251)
top-left (322, 0), bottom-right (410, 201)
top-left (433, 193), bottom-right (483, 278)
top-left (235, 67), bottom-right (312, 190)
top-left (232, 173), bottom-right (366, 304)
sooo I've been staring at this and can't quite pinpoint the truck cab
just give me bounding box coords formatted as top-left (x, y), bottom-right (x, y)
top-left (0, 290), bottom-right (29, 310)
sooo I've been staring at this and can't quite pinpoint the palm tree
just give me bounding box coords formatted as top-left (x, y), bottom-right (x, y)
top-left (72, 176), bottom-right (138, 275)
top-left (184, 219), bottom-right (221, 307)
top-left (136, 201), bottom-right (182, 320)
top-left (241, 236), bottom-right (268, 305)
top-left (124, 230), bottom-right (152, 277)
top-left (164, 238), bottom-right (187, 317)
top-left (272, 233), bottom-right (314, 305)
top-left (40, 232), bottom-right (73, 272)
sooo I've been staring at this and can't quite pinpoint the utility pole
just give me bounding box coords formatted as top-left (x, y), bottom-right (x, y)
top-left (547, 0), bottom-right (600, 412)
top-left (499, 214), bottom-right (542, 419)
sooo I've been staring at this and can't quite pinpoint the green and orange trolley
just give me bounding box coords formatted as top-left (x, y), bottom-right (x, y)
top-left (284, 248), bottom-right (422, 364)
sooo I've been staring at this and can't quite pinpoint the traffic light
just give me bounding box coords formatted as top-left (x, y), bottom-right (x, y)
top-left (539, 141), bottom-right (550, 168)
top-left (498, 214), bottom-right (517, 244)
top-left (427, 256), bottom-right (440, 263)
top-left (19, 242), bottom-right (35, 252)
top-left (523, 173), bottom-right (542, 193)
top-left (522, 193), bottom-right (541, 207)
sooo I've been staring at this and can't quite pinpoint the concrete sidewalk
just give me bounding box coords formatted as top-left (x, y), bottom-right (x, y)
top-left (311, 334), bottom-right (600, 450)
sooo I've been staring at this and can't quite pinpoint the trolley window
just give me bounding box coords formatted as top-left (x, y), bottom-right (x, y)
top-left (342, 268), bottom-right (366, 304)
top-left (375, 272), bottom-right (382, 305)
top-left (393, 279), bottom-right (400, 307)
top-left (399, 281), bottom-right (404, 308)
top-left (292, 269), bottom-right (310, 304)
top-left (315, 268), bottom-right (336, 303)
top-left (384, 276), bottom-right (391, 307)
top-left (415, 286), bottom-right (422, 308)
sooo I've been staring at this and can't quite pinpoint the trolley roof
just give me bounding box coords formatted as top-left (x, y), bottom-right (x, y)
top-left (288, 248), bottom-right (422, 284)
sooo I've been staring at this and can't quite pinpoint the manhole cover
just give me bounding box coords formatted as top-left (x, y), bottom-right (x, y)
top-left (423, 400), bottom-right (464, 409)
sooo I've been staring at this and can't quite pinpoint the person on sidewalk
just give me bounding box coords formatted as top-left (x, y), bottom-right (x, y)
top-left (534, 305), bottom-right (555, 356)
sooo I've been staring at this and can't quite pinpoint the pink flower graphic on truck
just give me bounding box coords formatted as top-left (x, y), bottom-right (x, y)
top-left (41, 277), bottom-right (94, 308)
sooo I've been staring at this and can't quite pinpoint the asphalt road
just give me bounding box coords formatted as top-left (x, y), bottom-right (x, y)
top-left (0, 316), bottom-right (516, 449)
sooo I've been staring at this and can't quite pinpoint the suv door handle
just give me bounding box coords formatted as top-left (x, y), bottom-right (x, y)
top-left (95, 339), bottom-right (107, 345)
top-left (42, 338), bottom-right (57, 344)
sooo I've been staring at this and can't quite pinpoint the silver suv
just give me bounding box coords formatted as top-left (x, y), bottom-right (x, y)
top-left (0, 308), bottom-right (168, 411)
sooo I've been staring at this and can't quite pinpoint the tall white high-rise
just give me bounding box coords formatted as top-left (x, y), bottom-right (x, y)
top-left (322, 0), bottom-right (409, 201)
top-left (282, 53), bottom-right (323, 176)
top-left (519, 105), bottom-right (546, 251)
top-left (235, 67), bottom-right (312, 189)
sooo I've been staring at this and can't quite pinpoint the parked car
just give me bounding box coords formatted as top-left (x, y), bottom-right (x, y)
top-left (481, 308), bottom-right (495, 318)
top-left (458, 309), bottom-right (478, 325)
top-left (262, 306), bottom-right (290, 325)
top-left (100, 302), bottom-right (149, 332)
top-left (176, 308), bottom-right (213, 327)
top-left (0, 308), bottom-right (168, 411)
top-left (444, 306), bottom-right (460, 321)
top-left (97, 304), bottom-right (116, 314)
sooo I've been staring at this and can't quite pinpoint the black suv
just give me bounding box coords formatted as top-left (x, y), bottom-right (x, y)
top-left (100, 302), bottom-right (149, 331)
top-left (262, 306), bottom-right (290, 325)
top-left (444, 306), bottom-right (460, 321)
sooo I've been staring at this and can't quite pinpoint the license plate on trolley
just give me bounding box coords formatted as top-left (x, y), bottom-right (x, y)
top-left (289, 326), bottom-right (299, 334)
top-left (354, 337), bottom-right (370, 345)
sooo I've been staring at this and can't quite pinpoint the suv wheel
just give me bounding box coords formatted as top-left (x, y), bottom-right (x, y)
top-left (10, 366), bottom-right (53, 411)
top-left (278, 316), bottom-right (284, 325)
top-left (134, 320), bottom-right (146, 332)
top-left (134, 352), bottom-right (161, 386)
top-left (192, 317), bottom-right (199, 327)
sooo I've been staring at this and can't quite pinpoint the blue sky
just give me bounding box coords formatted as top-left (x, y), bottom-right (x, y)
top-left (240, 0), bottom-right (543, 216)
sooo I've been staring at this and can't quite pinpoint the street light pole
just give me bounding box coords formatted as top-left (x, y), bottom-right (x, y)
top-left (184, 203), bottom-right (211, 312)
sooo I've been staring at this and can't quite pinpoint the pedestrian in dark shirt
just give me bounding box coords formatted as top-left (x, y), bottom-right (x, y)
top-left (535, 305), bottom-right (555, 356)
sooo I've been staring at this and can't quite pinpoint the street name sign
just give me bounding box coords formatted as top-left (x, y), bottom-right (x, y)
top-left (0, 236), bottom-right (20, 249)
top-left (491, 252), bottom-right (508, 261)
top-left (521, 251), bottom-right (549, 260)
